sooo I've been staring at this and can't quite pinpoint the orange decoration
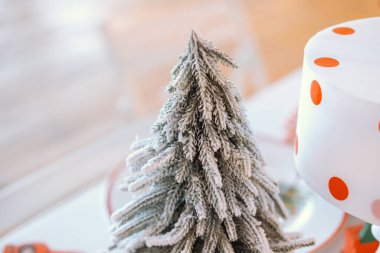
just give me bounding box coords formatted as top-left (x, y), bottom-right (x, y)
top-left (342, 224), bottom-right (379, 253)
top-left (310, 80), bottom-right (322, 105)
top-left (2, 242), bottom-right (80, 253)
top-left (329, 176), bottom-right (349, 201)
top-left (333, 27), bottom-right (355, 35)
top-left (294, 135), bottom-right (298, 155)
top-left (314, 57), bottom-right (340, 67)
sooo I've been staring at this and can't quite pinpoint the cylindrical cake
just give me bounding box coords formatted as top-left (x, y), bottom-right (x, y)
top-left (295, 17), bottom-right (380, 226)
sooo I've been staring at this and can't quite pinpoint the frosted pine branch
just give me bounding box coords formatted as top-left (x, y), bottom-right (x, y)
top-left (145, 208), bottom-right (195, 247)
top-left (109, 31), bottom-right (314, 253)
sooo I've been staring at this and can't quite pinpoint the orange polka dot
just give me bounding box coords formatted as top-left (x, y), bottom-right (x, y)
top-left (378, 121), bottom-right (380, 132)
top-left (333, 27), bottom-right (355, 35)
top-left (310, 80), bottom-right (322, 105)
top-left (295, 135), bottom-right (298, 155)
top-left (329, 177), bottom-right (349, 201)
top-left (372, 199), bottom-right (380, 220)
top-left (314, 57), bottom-right (340, 67)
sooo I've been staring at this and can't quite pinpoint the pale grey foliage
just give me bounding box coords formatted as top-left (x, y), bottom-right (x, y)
top-left (109, 31), bottom-right (314, 253)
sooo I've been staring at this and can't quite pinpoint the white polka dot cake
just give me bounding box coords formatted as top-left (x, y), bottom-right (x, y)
top-left (295, 17), bottom-right (380, 226)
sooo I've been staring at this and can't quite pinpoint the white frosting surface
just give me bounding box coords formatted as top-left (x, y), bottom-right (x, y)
top-left (297, 17), bottom-right (380, 226)
top-left (305, 17), bottom-right (380, 104)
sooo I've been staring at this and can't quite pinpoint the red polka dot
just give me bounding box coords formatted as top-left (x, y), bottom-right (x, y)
top-left (295, 135), bottom-right (298, 155)
top-left (310, 80), bottom-right (322, 105)
top-left (378, 121), bottom-right (380, 132)
top-left (333, 27), bottom-right (355, 35)
top-left (372, 199), bottom-right (380, 220)
top-left (314, 57), bottom-right (340, 67)
top-left (328, 177), bottom-right (349, 201)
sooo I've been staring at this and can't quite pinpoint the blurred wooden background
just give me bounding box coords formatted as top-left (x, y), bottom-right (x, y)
top-left (105, 0), bottom-right (380, 113)
top-left (0, 0), bottom-right (379, 234)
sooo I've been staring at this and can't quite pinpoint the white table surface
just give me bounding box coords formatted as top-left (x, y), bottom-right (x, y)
top-left (0, 70), bottom-right (362, 253)
top-left (0, 183), bottom-right (111, 252)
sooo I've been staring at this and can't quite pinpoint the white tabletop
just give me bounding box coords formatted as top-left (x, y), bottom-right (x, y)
top-left (0, 183), bottom-right (111, 252)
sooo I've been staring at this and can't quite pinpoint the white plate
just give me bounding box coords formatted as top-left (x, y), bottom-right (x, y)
top-left (106, 138), bottom-right (347, 252)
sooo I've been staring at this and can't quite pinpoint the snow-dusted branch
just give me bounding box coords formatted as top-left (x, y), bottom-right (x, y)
top-left (108, 31), bottom-right (314, 253)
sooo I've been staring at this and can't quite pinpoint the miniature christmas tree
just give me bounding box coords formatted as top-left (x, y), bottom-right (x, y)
top-left (109, 31), bottom-right (315, 253)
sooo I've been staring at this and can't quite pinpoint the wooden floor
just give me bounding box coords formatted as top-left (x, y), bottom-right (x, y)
top-left (0, 0), bottom-right (379, 190)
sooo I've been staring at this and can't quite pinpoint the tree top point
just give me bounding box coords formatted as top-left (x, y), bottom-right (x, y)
top-left (189, 30), bottom-right (200, 47)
